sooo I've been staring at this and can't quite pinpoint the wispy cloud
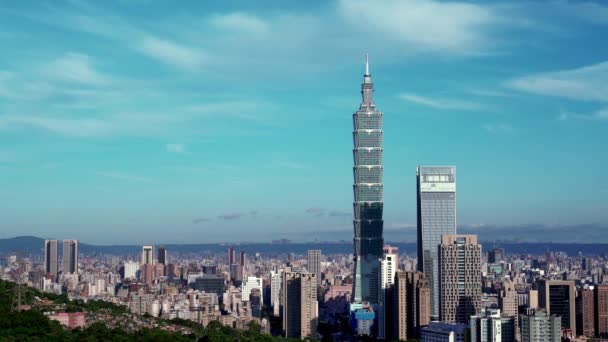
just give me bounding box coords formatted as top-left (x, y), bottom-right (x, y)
top-left (338, 0), bottom-right (496, 55)
top-left (91, 171), bottom-right (157, 184)
top-left (558, 107), bottom-right (608, 121)
top-left (507, 61), bottom-right (608, 102)
top-left (328, 210), bottom-right (350, 217)
top-left (166, 143), bottom-right (188, 154)
top-left (399, 93), bottom-right (482, 110)
top-left (305, 208), bottom-right (325, 217)
top-left (218, 212), bottom-right (246, 220)
top-left (210, 12), bottom-right (269, 35)
top-left (44, 53), bottom-right (111, 85)
top-left (0, 115), bottom-right (113, 137)
top-left (138, 36), bottom-right (206, 70)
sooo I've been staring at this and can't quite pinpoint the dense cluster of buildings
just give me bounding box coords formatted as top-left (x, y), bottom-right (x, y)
top-left (1, 56), bottom-right (608, 341)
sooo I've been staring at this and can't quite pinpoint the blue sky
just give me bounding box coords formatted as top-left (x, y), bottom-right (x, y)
top-left (0, 0), bottom-right (607, 244)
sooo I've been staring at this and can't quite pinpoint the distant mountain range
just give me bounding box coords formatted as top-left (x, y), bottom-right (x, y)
top-left (1, 236), bottom-right (607, 258)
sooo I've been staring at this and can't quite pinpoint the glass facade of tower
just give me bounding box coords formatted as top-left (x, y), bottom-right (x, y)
top-left (352, 61), bottom-right (384, 305)
top-left (417, 166), bottom-right (456, 319)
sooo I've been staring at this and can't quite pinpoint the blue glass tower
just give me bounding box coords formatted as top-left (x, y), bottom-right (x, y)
top-left (352, 54), bottom-right (384, 305)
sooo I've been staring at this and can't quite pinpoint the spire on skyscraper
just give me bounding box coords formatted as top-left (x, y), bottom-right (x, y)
top-left (365, 52), bottom-right (369, 76)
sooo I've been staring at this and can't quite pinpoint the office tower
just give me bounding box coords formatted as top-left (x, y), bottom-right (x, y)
top-left (250, 288), bottom-right (262, 318)
top-left (271, 270), bottom-right (283, 317)
top-left (61, 239), bottom-right (78, 274)
top-left (240, 250), bottom-right (246, 266)
top-left (307, 250), bottom-right (322, 287)
top-left (282, 272), bottom-right (318, 339)
top-left (189, 275), bottom-right (225, 297)
top-left (519, 309), bottom-right (561, 342)
top-left (230, 264), bottom-right (244, 283)
top-left (158, 245), bottom-right (166, 265)
top-left (124, 261), bottom-right (140, 280)
top-left (378, 245), bottom-right (398, 339)
top-left (499, 279), bottom-right (518, 320)
top-left (141, 245), bottom-right (154, 265)
top-left (352, 53), bottom-right (384, 306)
top-left (488, 248), bottom-right (505, 264)
top-left (538, 279), bottom-right (576, 334)
top-left (242, 276), bottom-right (263, 303)
top-left (421, 322), bottom-right (467, 342)
top-left (576, 286), bottom-right (595, 337)
top-left (44, 240), bottom-right (59, 281)
top-left (141, 264), bottom-right (154, 285)
top-left (417, 166), bottom-right (456, 319)
top-left (228, 247), bottom-right (235, 265)
top-left (596, 284), bottom-right (608, 337)
top-left (439, 234), bottom-right (482, 323)
top-left (470, 308), bottom-right (516, 342)
top-left (529, 289), bottom-right (539, 309)
top-left (391, 271), bottom-right (431, 341)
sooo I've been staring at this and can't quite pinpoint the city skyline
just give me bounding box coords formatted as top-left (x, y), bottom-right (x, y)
top-left (1, 1), bottom-right (608, 244)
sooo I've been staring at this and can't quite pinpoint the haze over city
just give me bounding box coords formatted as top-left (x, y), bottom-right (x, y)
top-left (1, 1), bottom-right (607, 244)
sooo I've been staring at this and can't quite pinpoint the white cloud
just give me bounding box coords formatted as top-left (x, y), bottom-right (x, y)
top-left (399, 93), bottom-right (482, 110)
top-left (166, 143), bottom-right (187, 154)
top-left (44, 53), bottom-right (111, 85)
top-left (508, 61), bottom-right (608, 102)
top-left (596, 107), bottom-right (608, 120)
top-left (0, 115), bottom-right (112, 137)
top-left (210, 12), bottom-right (269, 35)
top-left (338, 0), bottom-right (495, 54)
top-left (138, 36), bottom-right (206, 70)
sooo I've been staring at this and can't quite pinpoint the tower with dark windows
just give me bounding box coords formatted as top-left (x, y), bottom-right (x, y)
top-left (352, 53), bottom-right (384, 306)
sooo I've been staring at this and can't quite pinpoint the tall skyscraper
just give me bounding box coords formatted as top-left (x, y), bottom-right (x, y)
top-left (391, 271), bottom-right (430, 341)
top-left (378, 245), bottom-right (398, 339)
top-left (158, 245), bottom-right (167, 265)
top-left (281, 272), bottom-right (318, 339)
top-left (141, 245), bottom-right (154, 265)
top-left (240, 250), bottom-right (246, 266)
top-left (228, 247), bottom-right (235, 265)
top-left (352, 53), bottom-right (384, 305)
top-left (596, 285), bottom-right (608, 338)
top-left (417, 165), bottom-right (456, 319)
top-left (538, 279), bottom-right (576, 334)
top-left (307, 250), bottom-right (322, 287)
top-left (44, 240), bottom-right (59, 281)
top-left (61, 239), bottom-right (78, 274)
top-left (439, 234), bottom-right (482, 323)
top-left (576, 285), bottom-right (595, 337)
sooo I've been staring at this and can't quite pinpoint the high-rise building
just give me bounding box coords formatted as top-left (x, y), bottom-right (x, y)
top-left (61, 239), bottom-right (78, 274)
top-left (391, 271), bottom-right (431, 341)
top-left (417, 166), bottom-right (456, 319)
top-left (499, 279), bottom-right (518, 319)
top-left (576, 285), bottom-right (595, 337)
top-left (242, 276), bottom-right (263, 304)
top-left (378, 245), bottom-right (398, 339)
top-left (352, 53), bottom-right (384, 305)
top-left (519, 309), bottom-right (561, 342)
top-left (240, 250), bottom-right (246, 266)
top-left (44, 240), bottom-right (59, 281)
top-left (307, 250), bottom-right (322, 287)
top-left (488, 248), bottom-right (505, 264)
top-left (529, 289), bottom-right (539, 309)
top-left (596, 284), bottom-right (608, 338)
top-left (140, 263), bottom-right (154, 285)
top-left (228, 247), bottom-right (236, 265)
top-left (281, 272), bottom-right (318, 339)
top-left (470, 308), bottom-right (516, 342)
top-left (439, 234), bottom-right (482, 323)
top-left (538, 279), bottom-right (576, 334)
top-left (124, 261), bottom-right (140, 280)
top-left (158, 245), bottom-right (167, 265)
top-left (271, 270), bottom-right (283, 317)
top-left (141, 245), bottom-right (154, 265)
